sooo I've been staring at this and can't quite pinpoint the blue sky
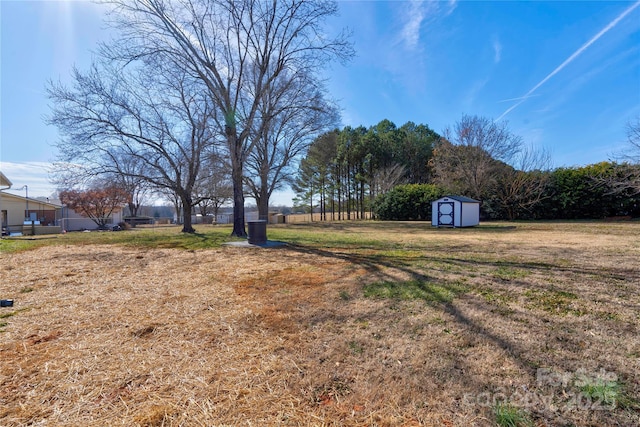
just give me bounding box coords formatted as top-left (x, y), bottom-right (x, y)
top-left (1, 0), bottom-right (639, 204)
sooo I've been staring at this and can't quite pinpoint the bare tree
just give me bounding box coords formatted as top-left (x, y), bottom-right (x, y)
top-left (609, 117), bottom-right (640, 195)
top-left (49, 162), bottom-right (92, 192)
top-left (245, 70), bottom-right (339, 220)
top-left (156, 186), bottom-right (185, 225)
top-left (193, 152), bottom-right (233, 219)
top-left (96, 155), bottom-right (153, 218)
top-left (48, 58), bottom-right (217, 233)
top-left (371, 163), bottom-right (407, 195)
top-left (52, 158), bottom-right (152, 219)
top-left (432, 115), bottom-right (523, 200)
top-left (101, 0), bottom-right (352, 236)
top-left (590, 117), bottom-right (640, 197)
top-left (624, 116), bottom-right (640, 163)
top-left (60, 185), bottom-right (131, 229)
top-left (494, 145), bottom-right (552, 219)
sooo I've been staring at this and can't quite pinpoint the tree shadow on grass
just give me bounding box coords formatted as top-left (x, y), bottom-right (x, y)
top-left (282, 243), bottom-right (539, 372)
top-left (281, 240), bottom-right (639, 374)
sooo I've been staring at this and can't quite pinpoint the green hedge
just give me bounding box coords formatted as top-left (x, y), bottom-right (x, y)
top-left (373, 184), bottom-right (447, 220)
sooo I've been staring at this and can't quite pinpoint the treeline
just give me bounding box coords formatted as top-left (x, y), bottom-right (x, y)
top-left (294, 117), bottom-right (640, 221)
top-left (292, 119), bottom-right (439, 219)
top-left (534, 163), bottom-right (639, 219)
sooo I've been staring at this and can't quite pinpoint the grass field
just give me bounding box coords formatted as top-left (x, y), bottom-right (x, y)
top-left (0, 221), bottom-right (639, 426)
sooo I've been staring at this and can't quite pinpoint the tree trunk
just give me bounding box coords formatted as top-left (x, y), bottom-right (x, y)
top-left (360, 180), bottom-right (365, 219)
top-left (346, 163), bottom-right (352, 220)
top-left (128, 201), bottom-right (138, 218)
top-left (257, 185), bottom-right (269, 221)
top-left (320, 177), bottom-right (325, 221)
top-left (331, 185), bottom-right (335, 221)
top-left (337, 170), bottom-right (342, 220)
top-left (229, 134), bottom-right (247, 237)
top-left (309, 181), bottom-right (314, 222)
top-left (95, 217), bottom-right (110, 230)
top-left (172, 195), bottom-right (182, 225)
top-left (231, 167), bottom-right (246, 237)
top-left (180, 192), bottom-right (195, 233)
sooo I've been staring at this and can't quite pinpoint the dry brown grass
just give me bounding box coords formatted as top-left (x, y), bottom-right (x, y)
top-left (0, 221), bottom-right (639, 426)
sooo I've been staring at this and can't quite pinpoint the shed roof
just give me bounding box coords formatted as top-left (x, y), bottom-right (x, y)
top-left (437, 195), bottom-right (480, 203)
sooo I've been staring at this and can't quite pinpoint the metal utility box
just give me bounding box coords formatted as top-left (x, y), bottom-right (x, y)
top-left (247, 220), bottom-right (267, 245)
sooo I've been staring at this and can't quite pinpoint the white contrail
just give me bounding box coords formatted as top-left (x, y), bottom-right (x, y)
top-left (497, 94), bottom-right (540, 103)
top-left (497, 0), bottom-right (640, 121)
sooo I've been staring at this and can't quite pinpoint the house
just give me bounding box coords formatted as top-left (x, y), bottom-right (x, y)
top-left (431, 195), bottom-right (480, 228)
top-left (0, 191), bottom-right (62, 236)
top-left (1, 190), bottom-right (125, 234)
top-left (1, 170), bottom-right (62, 235)
top-left (1, 169), bottom-right (130, 234)
top-left (60, 205), bottom-right (124, 232)
top-left (0, 171), bottom-right (12, 235)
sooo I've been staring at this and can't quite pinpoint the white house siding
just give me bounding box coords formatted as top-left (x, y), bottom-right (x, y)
top-left (60, 207), bottom-right (123, 231)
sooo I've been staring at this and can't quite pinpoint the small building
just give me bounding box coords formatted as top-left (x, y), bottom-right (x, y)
top-left (60, 205), bottom-right (124, 232)
top-left (1, 170), bottom-right (122, 234)
top-left (0, 192), bottom-right (62, 235)
top-left (432, 195), bottom-right (480, 228)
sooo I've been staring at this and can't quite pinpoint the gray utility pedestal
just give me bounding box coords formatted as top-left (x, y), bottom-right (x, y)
top-left (247, 220), bottom-right (267, 245)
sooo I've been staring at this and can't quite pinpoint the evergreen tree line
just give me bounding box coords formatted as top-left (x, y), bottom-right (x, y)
top-left (294, 118), bottom-right (640, 221)
top-left (292, 119), bottom-right (439, 220)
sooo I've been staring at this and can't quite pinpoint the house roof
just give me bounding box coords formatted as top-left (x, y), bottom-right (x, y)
top-left (0, 171), bottom-right (12, 188)
top-left (0, 191), bottom-right (62, 208)
top-left (437, 195), bottom-right (481, 203)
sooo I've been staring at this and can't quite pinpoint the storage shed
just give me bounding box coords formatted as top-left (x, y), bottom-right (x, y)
top-left (432, 195), bottom-right (480, 228)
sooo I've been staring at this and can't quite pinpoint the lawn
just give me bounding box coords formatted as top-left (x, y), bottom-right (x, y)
top-left (0, 221), bottom-right (638, 426)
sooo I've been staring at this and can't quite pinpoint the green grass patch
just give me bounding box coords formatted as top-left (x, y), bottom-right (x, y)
top-left (0, 225), bottom-right (236, 253)
top-left (348, 341), bottom-right (364, 355)
top-left (0, 238), bottom-right (43, 254)
top-left (338, 289), bottom-right (352, 301)
top-left (494, 265), bottom-right (529, 281)
top-left (579, 378), bottom-right (621, 407)
top-left (477, 287), bottom-right (512, 305)
top-left (475, 287), bottom-right (516, 316)
top-left (575, 374), bottom-right (638, 409)
top-left (0, 308), bottom-right (28, 320)
top-left (363, 279), bottom-right (468, 304)
top-left (0, 308), bottom-right (28, 331)
top-left (104, 227), bottom-right (233, 250)
top-left (0, 311), bottom-right (18, 320)
top-left (596, 311), bottom-right (621, 321)
top-left (524, 288), bottom-right (585, 316)
top-left (269, 226), bottom-right (397, 250)
top-left (493, 402), bottom-right (534, 427)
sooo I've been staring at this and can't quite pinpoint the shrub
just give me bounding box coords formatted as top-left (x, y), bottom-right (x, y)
top-left (373, 184), bottom-right (447, 221)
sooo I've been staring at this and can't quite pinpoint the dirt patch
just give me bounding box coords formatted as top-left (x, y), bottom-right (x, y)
top-left (1, 222), bottom-right (639, 426)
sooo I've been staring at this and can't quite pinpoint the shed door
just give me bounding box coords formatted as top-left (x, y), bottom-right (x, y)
top-left (437, 202), bottom-right (455, 226)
